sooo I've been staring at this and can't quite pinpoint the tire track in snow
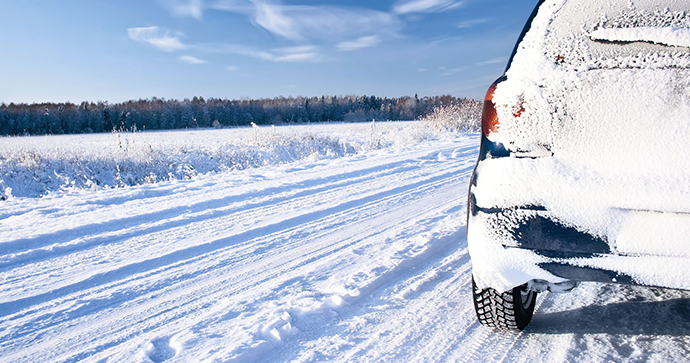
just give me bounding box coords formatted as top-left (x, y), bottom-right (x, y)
top-left (0, 154), bottom-right (470, 311)
top-left (304, 237), bottom-right (475, 363)
top-left (71, 175), bottom-right (468, 362)
top-left (0, 141), bottom-right (479, 362)
top-left (0, 157), bottom-right (429, 268)
top-left (0, 146), bottom-right (463, 299)
top-left (457, 293), bottom-right (548, 363)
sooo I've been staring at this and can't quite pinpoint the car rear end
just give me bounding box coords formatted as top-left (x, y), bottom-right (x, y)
top-left (468, 0), bottom-right (690, 298)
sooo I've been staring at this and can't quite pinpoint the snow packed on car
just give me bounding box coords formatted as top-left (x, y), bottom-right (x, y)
top-left (467, 0), bottom-right (690, 330)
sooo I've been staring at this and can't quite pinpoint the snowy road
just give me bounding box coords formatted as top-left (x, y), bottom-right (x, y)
top-left (1, 134), bottom-right (690, 362)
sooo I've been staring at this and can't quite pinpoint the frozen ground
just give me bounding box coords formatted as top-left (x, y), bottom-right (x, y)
top-left (1, 124), bottom-right (689, 362)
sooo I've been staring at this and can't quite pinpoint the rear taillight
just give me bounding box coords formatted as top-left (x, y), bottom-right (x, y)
top-left (482, 82), bottom-right (499, 137)
top-left (482, 82), bottom-right (524, 137)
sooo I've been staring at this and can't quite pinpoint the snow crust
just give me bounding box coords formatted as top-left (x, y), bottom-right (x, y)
top-left (471, 0), bottom-right (690, 291)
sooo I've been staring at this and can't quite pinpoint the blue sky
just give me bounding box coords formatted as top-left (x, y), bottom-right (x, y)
top-left (0, 0), bottom-right (537, 104)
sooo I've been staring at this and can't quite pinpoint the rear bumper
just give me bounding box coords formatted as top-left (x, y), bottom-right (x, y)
top-left (468, 200), bottom-right (690, 292)
top-left (467, 133), bottom-right (690, 292)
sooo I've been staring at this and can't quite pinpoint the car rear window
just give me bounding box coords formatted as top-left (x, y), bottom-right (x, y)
top-left (543, 0), bottom-right (690, 70)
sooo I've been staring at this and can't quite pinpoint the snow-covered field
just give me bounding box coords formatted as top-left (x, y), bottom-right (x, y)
top-left (1, 123), bottom-right (690, 362)
top-left (0, 122), bottom-right (440, 199)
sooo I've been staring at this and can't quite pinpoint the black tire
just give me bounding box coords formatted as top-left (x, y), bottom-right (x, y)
top-left (472, 277), bottom-right (537, 330)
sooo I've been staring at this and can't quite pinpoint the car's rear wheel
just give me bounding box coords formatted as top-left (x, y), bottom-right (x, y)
top-left (472, 277), bottom-right (537, 330)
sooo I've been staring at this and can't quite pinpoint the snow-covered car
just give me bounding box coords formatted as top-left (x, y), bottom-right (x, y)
top-left (468, 0), bottom-right (690, 330)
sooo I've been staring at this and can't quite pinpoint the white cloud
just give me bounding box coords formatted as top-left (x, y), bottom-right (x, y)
top-left (337, 36), bottom-right (381, 51)
top-left (208, 1), bottom-right (401, 43)
top-left (179, 55), bottom-right (207, 64)
top-left (418, 68), bottom-right (427, 72)
top-left (252, 2), bottom-right (301, 40)
top-left (273, 52), bottom-right (318, 62)
top-left (392, 0), bottom-right (465, 14)
top-left (476, 57), bottom-right (506, 66)
top-left (128, 26), bottom-right (188, 52)
top-left (274, 45), bottom-right (315, 54)
top-left (157, 1), bottom-right (401, 54)
top-left (207, 0), bottom-right (254, 12)
top-left (226, 65), bottom-right (238, 71)
top-left (159, 0), bottom-right (205, 20)
top-left (270, 45), bottom-right (322, 62)
top-left (199, 43), bottom-right (323, 62)
top-left (457, 17), bottom-right (490, 29)
top-left (198, 43), bottom-right (275, 61)
top-left (442, 66), bottom-right (468, 76)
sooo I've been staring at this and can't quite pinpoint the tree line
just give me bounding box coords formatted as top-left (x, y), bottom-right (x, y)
top-left (0, 94), bottom-right (473, 136)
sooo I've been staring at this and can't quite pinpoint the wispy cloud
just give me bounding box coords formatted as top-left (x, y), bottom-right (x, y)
top-left (179, 55), bottom-right (207, 64)
top-left (160, 0), bottom-right (204, 20)
top-left (251, 2), bottom-right (301, 40)
top-left (226, 65), bottom-right (238, 71)
top-left (269, 45), bottom-right (322, 62)
top-left (337, 36), bottom-right (381, 51)
top-left (160, 0), bottom-right (257, 20)
top-left (476, 57), bottom-right (506, 66)
top-left (197, 43), bottom-right (275, 60)
top-left (128, 25), bottom-right (325, 63)
top-left (421, 36), bottom-right (464, 50)
top-left (273, 53), bottom-right (316, 62)
top-left (128, 26), bottom-right (188, 52)
top-left (392, 0), bottom-right (465, 15)
top-left (442, 66), bottom-right (468, 76)
top-left (171, 0), bottom-right (400, 45)
top-left (150, 0), bottom-right (474, 65)
top-left (207, 0), bottom-right (255, 13)
top-left (457, 17), bottom-right (490, 29)
top-left (249, 2), bottom-right (399, 43)
top-left (198, 43), bottom-right (323, 62)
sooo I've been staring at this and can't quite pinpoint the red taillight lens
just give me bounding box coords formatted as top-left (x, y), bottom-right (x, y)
top-left (481, 82), bottom-right (499, 137)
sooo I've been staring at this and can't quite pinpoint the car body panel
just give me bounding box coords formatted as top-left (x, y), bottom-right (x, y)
top-left (467, 0), bottom-right (690, 293)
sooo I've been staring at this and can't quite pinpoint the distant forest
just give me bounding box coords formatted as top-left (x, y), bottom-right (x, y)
top-left (0, 94), bottom-right (473, 136)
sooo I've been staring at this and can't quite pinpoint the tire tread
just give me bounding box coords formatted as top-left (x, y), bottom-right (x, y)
top-left (472, 278), bottom-right (536, 330)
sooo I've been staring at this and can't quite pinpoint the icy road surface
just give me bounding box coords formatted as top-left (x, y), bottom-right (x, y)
top-left (1, 134), bottom-right (689, 362)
